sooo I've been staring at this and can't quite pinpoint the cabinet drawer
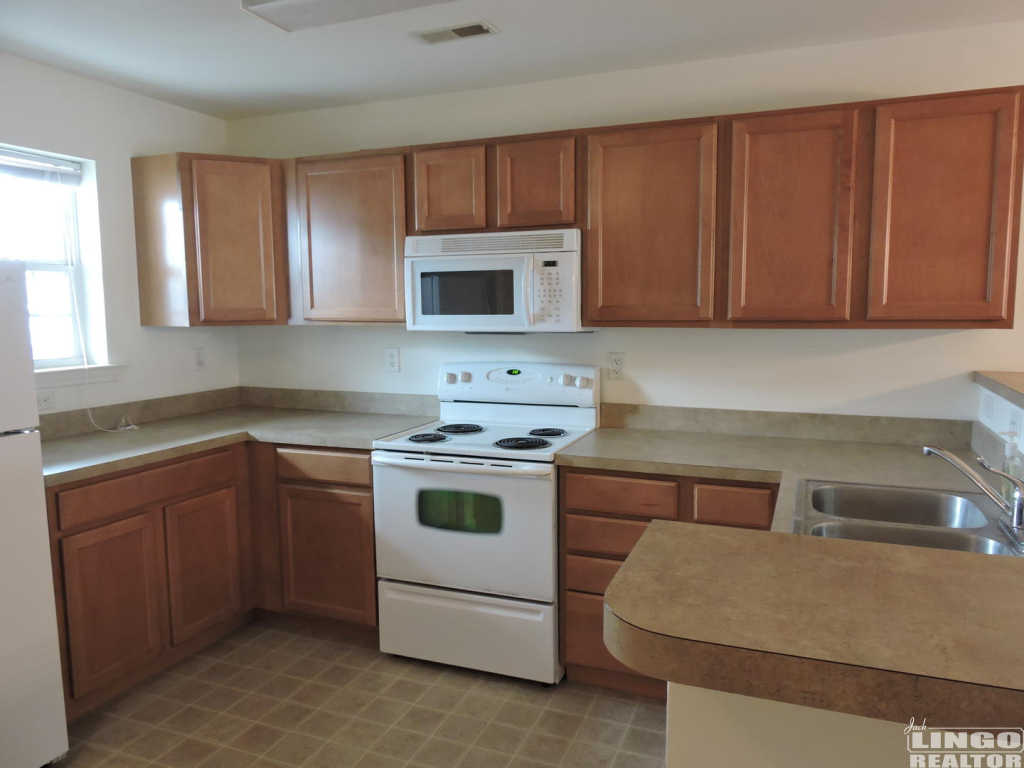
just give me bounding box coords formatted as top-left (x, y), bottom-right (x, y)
top-left (565, 473), bottom-right (678, 520)
top-left (276, 447), bottom-right (371, 487)
top-left (57, 451), bottom-right (235, 532)
top-left (565, 514), bottom-right (648, 557)
top-left (693, 484), bottom-right (775, 530)
top-left (564, 590), bottom-right (635, 675)
top-left (565, 555), bottom-right (621, 595)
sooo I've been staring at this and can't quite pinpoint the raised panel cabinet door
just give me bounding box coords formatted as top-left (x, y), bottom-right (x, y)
top-left (413, 145), bottom-right (487, 230)
top-left (61, 511), bottom-right (166, 699)
top-left (298, 155), bottom-right (406, 321)
top-left (868, 91), bottom-right (1021, 321)
top-left (165, 487), bottom-right (241, 645)
top-left (586, 123), bottom-right (717, 323)
top-left (279, 484), bottom-right (376, 625)
top-left (496, 137), bottom-right (575, 227)
top-left (729, 109), bottom-right (857, 321)
top-left (187, 157), bottom-right (281, 323)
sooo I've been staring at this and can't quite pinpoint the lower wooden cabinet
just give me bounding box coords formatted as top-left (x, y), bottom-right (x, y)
top-left (165, 488), bottom-right (242, 645)
top-left (279, 483), bottom-right (376, 625)
top-left (61, 511), bottom-right (166, 699)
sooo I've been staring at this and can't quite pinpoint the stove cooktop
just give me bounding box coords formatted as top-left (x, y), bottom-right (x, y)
top-left (374, 420), bottom-right (592, 462)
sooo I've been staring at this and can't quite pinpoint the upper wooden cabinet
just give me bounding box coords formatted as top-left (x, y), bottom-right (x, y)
top-left (132, 153), bottom-right (288, 326)
top-left (586, 123), bottom-right (717, 324)
top-left (868, 92), bottom-right (1021, 321)
top-left (496, 137), bottom-right (576, 227)
top-left (297, 155), bottom-right (406, 321)
top-left (728, 109), bottom-right (857, 321)
top-left (413, 145), bottom-right (487, 230)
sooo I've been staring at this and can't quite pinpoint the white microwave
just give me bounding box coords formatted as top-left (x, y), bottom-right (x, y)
top-left (404, 229), bottom-right (582, 333)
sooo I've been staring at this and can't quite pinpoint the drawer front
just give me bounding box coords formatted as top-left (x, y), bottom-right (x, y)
top-left (693, 484), bottom-right (775, 529)
top-left (58, 451), bottom-right (235, 532)
top-left (564, 590), bottom-right (636, 675)
top-left (276, 447), bottom-right (371, 486)
top-left (565, 555), bottom-right (621, 595)
top-left (565, 514), bottom-right (648, 557)
top-left (565, 473), bottom-right (678, 520)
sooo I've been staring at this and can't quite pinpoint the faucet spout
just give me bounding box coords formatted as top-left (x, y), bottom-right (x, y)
top-left (923, 445), bottom-right (1024, 530)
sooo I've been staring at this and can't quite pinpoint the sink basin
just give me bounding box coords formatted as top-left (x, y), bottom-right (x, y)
top-left (808, 521), bottom-right (1017, 556)
top-left (810, 484), bottom-right (987, 528)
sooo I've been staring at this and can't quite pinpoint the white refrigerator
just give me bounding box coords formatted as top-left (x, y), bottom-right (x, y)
top-left (0, 261), bottom-right (69, 766)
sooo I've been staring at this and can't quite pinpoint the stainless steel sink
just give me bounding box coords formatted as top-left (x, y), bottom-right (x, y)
top-left (810, 484), bottom-right (987, 528)
top-left (795, 481), bottom-right (1022, 557)
top-left (808, 521), bottom-right (1016, 556)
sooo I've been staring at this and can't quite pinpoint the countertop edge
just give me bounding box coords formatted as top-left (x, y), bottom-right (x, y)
top-left (974, 370), bottom-right (1024, 411)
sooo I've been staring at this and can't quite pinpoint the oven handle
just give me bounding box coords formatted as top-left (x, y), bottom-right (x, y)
top-left (372, 453), bottom-right (554, 478)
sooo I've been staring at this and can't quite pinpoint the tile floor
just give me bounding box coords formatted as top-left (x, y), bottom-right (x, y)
top-left (61, 616), bottom-right (666, 768)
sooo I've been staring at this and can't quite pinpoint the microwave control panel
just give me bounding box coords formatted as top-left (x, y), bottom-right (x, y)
top-left (532, 252), bottom-right (581, 332)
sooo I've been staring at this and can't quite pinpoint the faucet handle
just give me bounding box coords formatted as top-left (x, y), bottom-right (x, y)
top-left (977, 456), bottom-right (1024, 499)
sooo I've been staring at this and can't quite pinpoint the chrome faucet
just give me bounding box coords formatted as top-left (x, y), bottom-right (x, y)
top-left (923, 445), bottom-right (1024, 531)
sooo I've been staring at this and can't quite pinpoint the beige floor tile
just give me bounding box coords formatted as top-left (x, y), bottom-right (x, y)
top-left (533, 709), bottom-right (583, 740)
top-left (227, 694), bottom-right (279, 722)
top-left (516, 732), bottom-right (570, 765)
top-left (100, 691), bottom-right (157, 718)
top-left (379, 678), bottom-right (430, 704)
top-left (164, 705), bottom-right (218, 735)
top-left (348, 671), bottom-right (398, 695)
top-left (589, 697), bottom-right (637, 724)
top-left (155, 737), bottom-right (220, 768)
top-left (333, 718), bottom-right (390, 749)
top-left (561, 740), bottom-right (617, 768)
top-left (123, 727), bottom-right (186, 760)
top-left (545, 689), bottom-right (596, 715)
top-left (166, 680), bottom-right (218, 705)
top-left (258, 675), bottom-right (305, 700)
top-left (353, 753), bottom-right (405, 768)
top-left (394, 705), bottom-right (447, 735)
top-left (370, 727), bottom-right (427, 760)
top-left (129, 698), bottom-right (187, 726)
top-left (417, 685), bottom-right (466, 712)
top-left (316, 665), bottom-right (360, 689)
top-left (89, 718), bottom-right (152, 750)
top-left (620, 726), bottom-right (665, 758)
top-left (505, 758), bottom-right (550, 768)
top-left (435, 668), bottom-right (485, 692)
top-left (195, 686), bottom-right (247, 713)
top-left (576, 717), bottom-right (627, 748)
top-left (435, 714), bottom-right (489, 745)
top-left (97, 753), bottom-right (150, 768)
top-left (196, 747), bottom-right (258, 768)
top-left (401, 661), bottom-right (445, 684)
top-left (289, 682), bottom-right (337, 709)
top-left (306, 742), bottom-right (366, 768)
top-left (230, 723), bottom-right (288, 754)
top-left (251, 652), bottom-right (302, 675)
top-left (610, 752), bottom-right (664, 768)
top-left (280, 657), bottom-right (331, 680)
top-left (454, 693), bottom-right (506, 721)
top-left (492, 701), bottom-right (543, 730)
top-left (263, 732), bottom-right (326, 766)
top-left (630, 703), bottom-right (666, 733)
top-left (197, 663), bottom-right (247, 685)
top-left (323, 689), bottom-right (375, 717)
top-left (474, 723), bottom-right (528, 755)
top-left (293, 710), bottom-right (349, 740)
top-left (196, 714), bottom-right (252, 745)
top-left (457, 747), bottom-right (513, 768)
top-left (410, 736), bottom-right (469, 767)
top-left (259, 701), bottom-right (315, 730)
top-left (358, 697), bottom-right (411, 725)
top-left (223, 646), bottom-right (270, 668)
top-left (58, 743), bottom-right (114, 768)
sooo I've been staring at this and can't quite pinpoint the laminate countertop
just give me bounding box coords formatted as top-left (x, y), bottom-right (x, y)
top-left (41, 407), bottom-right (433, 486)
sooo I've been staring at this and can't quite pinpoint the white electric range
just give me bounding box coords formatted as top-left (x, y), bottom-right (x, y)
top-left (371, 361), bottom-right (599, 684)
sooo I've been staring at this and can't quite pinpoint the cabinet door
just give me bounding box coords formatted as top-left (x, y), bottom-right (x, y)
top-left (186, 157), bottom-right (283, 323)
top-left (868, 91), bottom-right (1021, 321)
top-left (729, 110), bottom-right (857, 321)
top-left (586, 124), bottom-right (717, 323)
top-left (165, 488), bottom-right (241, 645)
top-left (298, 155), bottom-right (406, 321)
top-left (279, 484), bottom-right (376, 625)
top-left (496, 137), bottom-right (575, 227)
top-left (62, 512), bottom-right (166, 699)
top-left (413, 146), bottom-right (487, 230)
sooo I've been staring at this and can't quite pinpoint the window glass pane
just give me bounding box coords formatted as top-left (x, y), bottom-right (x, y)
top-left (420, 270), bottom-right (515, 315)
top-left (26, 269), bottom-right (73, 316)
top-left (28, 316), bottom-right (77, 361)
top-left (417, 490), bottom-right (503, 534)
top-left (0, 174), bottom-right (73, 264)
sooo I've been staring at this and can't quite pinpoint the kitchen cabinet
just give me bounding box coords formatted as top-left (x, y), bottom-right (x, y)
top-left (868, 91), bottom-right (1021, 321)
top-left (728, 109), bottom-right (858, 321)
top-left (413, 145), bottom-right (487, 230)
top-left (585, 123), bottom-right (718, 324)
top-left (296, 154), bottom-right (407, 321)
top-left (47, 445), bottom-right (251, 718)
top-left (496, 137), bottom-right (576, 227)
top-left (559, 467), bottom-right (778, 698)
top-left (132, 153), bottom-right (289, 327)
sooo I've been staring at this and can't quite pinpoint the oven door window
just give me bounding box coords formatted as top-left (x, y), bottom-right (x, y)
top-left (417, 490), bottom-right (503, 534)
top-left (420, 269), bottom-right (515, 316)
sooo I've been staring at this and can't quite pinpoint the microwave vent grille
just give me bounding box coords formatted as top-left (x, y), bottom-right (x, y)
top-left (407, 230), bottom-right (576, 256)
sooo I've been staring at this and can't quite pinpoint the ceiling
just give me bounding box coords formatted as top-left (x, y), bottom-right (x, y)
top-left (2, 0), bottom-right (1023, 118)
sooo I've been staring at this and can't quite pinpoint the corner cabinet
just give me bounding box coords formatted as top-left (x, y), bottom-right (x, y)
top-left (585, 123), bottom-right (718, 324)
top-left (132, 153), bottom-right (289, 326)
top-left (296, 154), bottom-right (407, 321)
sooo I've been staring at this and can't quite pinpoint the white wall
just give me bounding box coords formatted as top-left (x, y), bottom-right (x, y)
top-left (231, 20), bottom-right (1024, 420)
top-left (0, 53), bottom-right (237, 414)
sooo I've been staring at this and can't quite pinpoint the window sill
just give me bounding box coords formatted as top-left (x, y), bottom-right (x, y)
top-left (35, 364), bottom-right (126, 387)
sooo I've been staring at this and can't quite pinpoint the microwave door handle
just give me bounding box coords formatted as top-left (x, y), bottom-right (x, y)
top-left (522, 257), bottom-right (534, 326)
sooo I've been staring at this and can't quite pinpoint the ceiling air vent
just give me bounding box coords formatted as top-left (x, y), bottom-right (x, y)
top-left (415, 21), bottom-right (498, 44)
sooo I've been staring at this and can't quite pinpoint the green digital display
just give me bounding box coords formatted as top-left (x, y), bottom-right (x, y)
top-left (507, 369), bottom-right (521, 375)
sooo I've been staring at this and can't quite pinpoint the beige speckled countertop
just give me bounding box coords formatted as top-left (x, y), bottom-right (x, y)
top-left (554, 427), bottom-right (985, 533)
top-left (42, 407), bottom-right (433, 486)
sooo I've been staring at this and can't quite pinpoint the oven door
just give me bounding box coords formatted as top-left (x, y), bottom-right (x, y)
top-left (371, 451), bottom-right (556, 602)
top-left (405, 254), bottom-right (534, 331)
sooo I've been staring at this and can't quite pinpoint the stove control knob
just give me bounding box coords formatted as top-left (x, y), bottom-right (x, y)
top-left (575, 376), bottom-right (590, 389)
top-left (444, 372), bottom-right (457, 384)
top-left (559, 374), bottom-right (574, 386)
top-left (460, 371), bottom-right (472, 383)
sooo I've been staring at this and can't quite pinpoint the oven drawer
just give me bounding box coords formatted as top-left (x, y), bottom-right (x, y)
top-left (564, 590), bottom-right (635, 675)
top-left (378, 580), bottom-right (560, 683)
top-left (565, 514), bottom-right (648, 557)
top-left (565, 554), bottom-right (621, 595)
top-left (565, 472), bottom-right (679, 520)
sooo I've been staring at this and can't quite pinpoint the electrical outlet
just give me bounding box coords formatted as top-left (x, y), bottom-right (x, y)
top-left (385, 348), bottom-right (400, 373)
top-left (1010, 408), bottom-right (1022, 436)
top-left (36, 389), bottom-right (56, 413)
top-left (193, 347), bottom-right (206, 372)
top-left (607, 352), bottom-right (625, 381)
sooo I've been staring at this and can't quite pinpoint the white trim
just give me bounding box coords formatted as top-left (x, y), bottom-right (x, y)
top-left (35, 364), bottom-right (126, 388)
